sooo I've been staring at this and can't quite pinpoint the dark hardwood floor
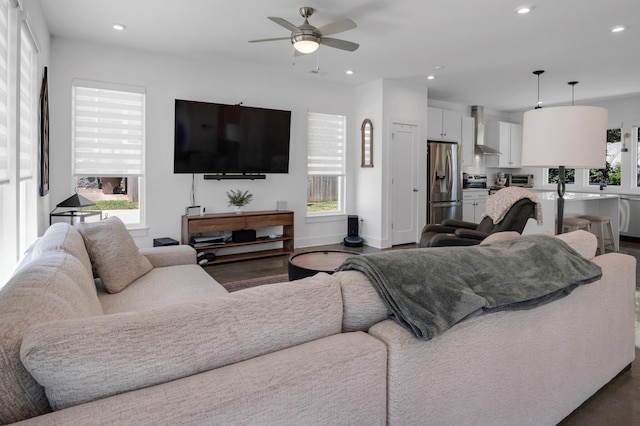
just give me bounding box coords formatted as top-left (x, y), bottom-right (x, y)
top-left (206, 242), bottom-right (416, 284)
top-left (205, 238), bottom-right (640, 425)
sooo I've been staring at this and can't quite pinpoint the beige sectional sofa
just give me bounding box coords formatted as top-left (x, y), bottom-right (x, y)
top-left (0, 220), bottom-right (636, 425)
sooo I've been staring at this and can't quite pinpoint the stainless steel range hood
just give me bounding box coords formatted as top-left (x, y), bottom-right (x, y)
top-left (471, 105), bottom-right (501, 154)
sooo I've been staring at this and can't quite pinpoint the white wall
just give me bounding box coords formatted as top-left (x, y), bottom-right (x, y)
top-left (22, 0), bottom-right (51, 235)
top-left (48, 37), bottom-right (356, 247)
top-left (382, 79), bottom-right (428, 247)
top-left (354, 80), bottom-right (383, 246)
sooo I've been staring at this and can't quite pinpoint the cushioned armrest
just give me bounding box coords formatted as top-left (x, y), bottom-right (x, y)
top-left (140, 245), bottom-right (196, 267)
top-left (441, 219), bottom-right (478, 230)
top-left (429, 234), bottom-right (482, 247)
top-left (454, 228), bottom-right (489, 240)
top-left (422, 224), bottom-right (457, 234)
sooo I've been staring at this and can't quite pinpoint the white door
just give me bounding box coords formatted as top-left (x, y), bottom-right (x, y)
top-left (391, 123), bottom-right (419, 245)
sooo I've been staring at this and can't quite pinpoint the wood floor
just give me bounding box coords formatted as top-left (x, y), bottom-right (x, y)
top-left (205, 239), bottom-right (640, 425)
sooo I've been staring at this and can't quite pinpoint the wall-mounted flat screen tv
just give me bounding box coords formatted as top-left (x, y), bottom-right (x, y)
top-left (174, 99), bottom-right (291, 174)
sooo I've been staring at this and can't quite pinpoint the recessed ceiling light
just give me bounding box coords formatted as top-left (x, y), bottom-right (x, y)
top-left (610, 25), bottom-right (626, 33)
top-left (345, 69), bottom-right (354, 75)
top-left (427, 75), bottom-right (436, 80)
top-left (112, 23), bottom-right (126, 31)
top-left (516, 6), bottom-right (533, 14)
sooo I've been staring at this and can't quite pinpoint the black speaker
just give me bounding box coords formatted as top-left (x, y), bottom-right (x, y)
top-left (153, 237), bottom-right (179, 247)
top-left (232, 229), bottom-right (256, 243)
top-left (347, 215), bottom-right (359, 237)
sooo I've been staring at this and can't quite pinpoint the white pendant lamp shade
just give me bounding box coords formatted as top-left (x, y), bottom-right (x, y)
top-left (521, 105), bottom-right (608, 168)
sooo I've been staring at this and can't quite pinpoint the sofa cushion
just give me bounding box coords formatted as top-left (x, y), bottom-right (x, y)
top-left (335, 230), bottom-right (598, 334)
top-left (31, 222), bottom-right (93, 276)
top-left (555, 229), bottom-right (597, 260)
top-left (20, 273), bottom-right (343, 410)
top-left (480, 231), bottom-right (521, 245)
top-left (0, 252), bottom-right (103, 425)
top-left (98, 264), bottom-right (228, 314)
top-left (334, 270), bottom-right (389, 332)
top-left (77, 216), bottom-right (153, 293)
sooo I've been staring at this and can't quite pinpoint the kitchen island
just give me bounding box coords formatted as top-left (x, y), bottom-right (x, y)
top-left (521, 191), bottom-right (620, 247)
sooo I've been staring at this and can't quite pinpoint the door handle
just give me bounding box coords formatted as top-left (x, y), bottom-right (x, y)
top-left (413, 188), bottom-right (419, 192)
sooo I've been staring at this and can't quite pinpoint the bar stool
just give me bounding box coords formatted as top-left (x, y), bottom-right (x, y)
top-left (561, 217), bottom-right (591, 233)
top-left (578, 214), bottom-right (618, 255)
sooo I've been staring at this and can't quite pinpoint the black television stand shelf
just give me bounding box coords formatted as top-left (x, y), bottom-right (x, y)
top-left (204, 174), bottom-right (266, 180)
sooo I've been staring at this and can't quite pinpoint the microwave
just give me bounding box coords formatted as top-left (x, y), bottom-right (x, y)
top-left (506, 173), bottom-right (534, 188)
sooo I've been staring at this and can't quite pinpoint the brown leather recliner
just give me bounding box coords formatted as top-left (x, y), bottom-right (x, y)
top-left (419, 198), bottom-right (536, 247)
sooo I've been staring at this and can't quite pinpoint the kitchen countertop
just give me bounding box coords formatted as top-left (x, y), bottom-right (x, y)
top-left (532, 191), bottom-right (620, 201)
top-left (522, 190), bottom-right (620, 239)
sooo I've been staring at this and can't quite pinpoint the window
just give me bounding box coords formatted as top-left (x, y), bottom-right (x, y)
top-left (72, 81), bottom-right (145, 227)
top-left (547, 168), bottom-right (575, 185)
top-left (307, 112), bottom-right (346, 215)
top-left (0, 0), bottom-right (11, 284)
top-left (0, 0), bottom-right (7, 187)
top-left (589, 128), bottom-right (621, 186)
top-left (636, 127), bottom-right (640, 187)
top-left (18, 23), bottom-right (37, 252)
top-left (0, 1), bottom-right (39, 284)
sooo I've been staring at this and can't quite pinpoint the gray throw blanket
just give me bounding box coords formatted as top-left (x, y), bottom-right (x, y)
top-left (337, 234), bottom-right (602, 340)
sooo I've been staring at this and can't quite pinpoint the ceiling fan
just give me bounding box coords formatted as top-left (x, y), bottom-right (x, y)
top-left (249, 7), bottom-right (359, 55)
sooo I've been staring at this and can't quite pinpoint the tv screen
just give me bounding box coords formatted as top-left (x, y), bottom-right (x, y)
top-left (174, 100), bottom-right (291, 174)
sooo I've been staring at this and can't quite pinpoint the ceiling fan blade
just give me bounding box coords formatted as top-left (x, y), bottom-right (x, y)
top-left (317, 19), bottom-right (357, 36)
top-left (320, 37), bottom-right (359, 52)
top-left (249, 37), bottom-right (291, 43)
top-left (268, 16), bottom-right (300, 32)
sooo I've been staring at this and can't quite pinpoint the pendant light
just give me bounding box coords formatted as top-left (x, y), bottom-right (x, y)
top-left (522, 77), bottom-right (608, 235)
top-left (533, 70), bottom-right (544, 109)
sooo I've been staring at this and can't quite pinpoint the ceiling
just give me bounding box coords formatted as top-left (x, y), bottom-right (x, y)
top-left (39, 0), bottom-right (640, 112)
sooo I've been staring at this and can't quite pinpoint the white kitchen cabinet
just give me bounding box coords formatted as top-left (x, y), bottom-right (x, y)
top-left (428, 107), bottom-right (461, 142)
top-left (485, 121), bottom-right (522, 168)
top-left (462, 190), bottom-right (487, 223)
top-left (461, 115), bottom-right (475, 166)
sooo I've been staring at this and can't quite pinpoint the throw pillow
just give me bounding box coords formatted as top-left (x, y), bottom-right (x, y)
top-left (77, 216), bottom-right (152, 293)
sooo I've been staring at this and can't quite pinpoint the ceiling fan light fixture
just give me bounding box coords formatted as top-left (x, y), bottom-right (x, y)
top-left (292, 34), bottom-right (319, 53)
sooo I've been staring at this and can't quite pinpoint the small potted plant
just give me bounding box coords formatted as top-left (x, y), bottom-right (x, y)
top-left (226, 189), bottom-right (253, 214)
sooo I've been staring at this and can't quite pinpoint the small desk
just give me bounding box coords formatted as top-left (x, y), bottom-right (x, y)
top-left (49, 210), bottom-right (102, 225)
top-left (288, 250), bottom-right (359, 281)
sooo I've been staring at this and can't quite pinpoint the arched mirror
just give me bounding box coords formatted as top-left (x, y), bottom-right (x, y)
top-left (361, 119), bottom-right (373, 168)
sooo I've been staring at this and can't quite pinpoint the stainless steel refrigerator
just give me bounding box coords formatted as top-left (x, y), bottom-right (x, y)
top-left (427, 141), bottom-right (462, 224)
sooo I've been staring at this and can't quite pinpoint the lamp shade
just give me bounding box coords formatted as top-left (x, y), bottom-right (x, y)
top-left (56, 193), bottom-right (95, 208)
top-left (292, 33), bottom-right (319, 54)
top-left (521, 106), bottom-right (608, 168)
top-left (293, 40), bottom-right (319, 54)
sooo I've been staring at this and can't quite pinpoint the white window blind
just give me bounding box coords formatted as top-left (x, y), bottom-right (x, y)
top-left (307, 112), bottom-right (346, 176)
top-left (0, 0), bottom-right (9, 183)
top-left (19, 24), bottom-right (34, 179)
top-left (72, 81), bottom-right (145, 176)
